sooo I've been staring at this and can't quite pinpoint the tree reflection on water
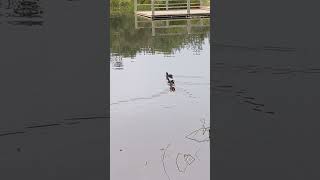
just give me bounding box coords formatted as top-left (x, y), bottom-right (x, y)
top-left (110, 14), bottom-right (210, 59)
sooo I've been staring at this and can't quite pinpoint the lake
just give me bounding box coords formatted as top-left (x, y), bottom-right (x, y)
top-left (110, 14), bottom-right (211, 180)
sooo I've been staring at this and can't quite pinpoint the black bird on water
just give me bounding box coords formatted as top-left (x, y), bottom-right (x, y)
top-left (166, 72), bottom-right (173, 80)
top-left (166, 72), bottom-right (175, 91)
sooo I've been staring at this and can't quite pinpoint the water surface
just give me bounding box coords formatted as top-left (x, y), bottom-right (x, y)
top-left (110, 15), bottom-right (210, 180)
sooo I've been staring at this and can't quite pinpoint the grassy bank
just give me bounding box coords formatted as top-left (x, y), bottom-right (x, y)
top-left (111, 0), bottom-right (133, 15)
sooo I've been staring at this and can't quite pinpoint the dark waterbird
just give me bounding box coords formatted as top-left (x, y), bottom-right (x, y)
top-left (166, 72), bottom-right (175, 91)
top-left (166, 72), bottom-right (173, 80)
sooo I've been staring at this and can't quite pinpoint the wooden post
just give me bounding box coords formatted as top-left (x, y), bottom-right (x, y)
top-left (200, 0), bottom-right (202, 8)
top-left (135, 15), bottom-right (138, 29)
top-left (187, 19), bottom-right (191, 34)
top-left (187, 0), bottom-right (190, 15)
top-left (134, 0), bottom-right (137, 13)
top-left (166, 0), bottom-right (168, 10)
top-left (152, 21), bottom-right (155, 36)
top-left (151, 0), bottom-right (155, 17)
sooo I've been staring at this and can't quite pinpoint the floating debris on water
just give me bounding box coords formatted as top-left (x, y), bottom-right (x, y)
top-left (176, 153), bottom-right (196, 173)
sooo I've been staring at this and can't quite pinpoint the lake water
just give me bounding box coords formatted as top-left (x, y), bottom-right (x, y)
top-left (110, 15), bottom-right (210, 180)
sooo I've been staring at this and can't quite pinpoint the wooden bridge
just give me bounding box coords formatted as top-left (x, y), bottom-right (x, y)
top-left (134, 0), bottom-right (210, 19)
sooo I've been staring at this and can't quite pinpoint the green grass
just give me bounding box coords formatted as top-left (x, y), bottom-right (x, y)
top-left (111, 0), bottom-right (134, 15)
